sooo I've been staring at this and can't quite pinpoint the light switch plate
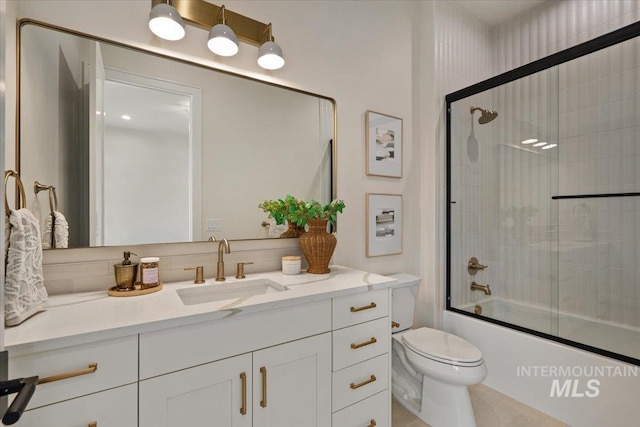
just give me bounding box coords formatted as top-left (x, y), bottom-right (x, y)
top-left (206, 218), bottom-right (223, 231)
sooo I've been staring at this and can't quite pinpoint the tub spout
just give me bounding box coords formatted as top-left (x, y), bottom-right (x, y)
top-left (471, 281), bottom-right (491, 295)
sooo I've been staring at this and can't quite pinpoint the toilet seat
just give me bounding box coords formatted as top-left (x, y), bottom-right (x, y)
top-left (401, 327), bottom-right (483, 367)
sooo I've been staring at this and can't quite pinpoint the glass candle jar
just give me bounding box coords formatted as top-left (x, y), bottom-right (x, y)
top-left (140, 257), bottom-right (160, 288)
top-left (282, 256), bottom-right (302, 275)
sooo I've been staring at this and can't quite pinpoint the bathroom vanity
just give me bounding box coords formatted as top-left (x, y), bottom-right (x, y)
top-left (5, 266), bottom-right (395, 427)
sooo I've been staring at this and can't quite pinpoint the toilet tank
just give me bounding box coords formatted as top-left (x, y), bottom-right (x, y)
top-left (387, 273), bottom-right (421, 333)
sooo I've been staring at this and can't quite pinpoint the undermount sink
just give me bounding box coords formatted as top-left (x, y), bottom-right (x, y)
top-left (177, 278), bottom-right (288, 306)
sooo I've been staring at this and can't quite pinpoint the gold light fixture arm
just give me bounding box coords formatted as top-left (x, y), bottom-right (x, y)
top-left (151, 0), bottom-right (272, 46)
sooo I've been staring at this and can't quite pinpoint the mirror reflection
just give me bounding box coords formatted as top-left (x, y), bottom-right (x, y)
top-left (17, 22), bottom-right (335, 249)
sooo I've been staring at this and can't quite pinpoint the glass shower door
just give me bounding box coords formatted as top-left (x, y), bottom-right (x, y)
top-left (448, 66), bottom-right (560, 337)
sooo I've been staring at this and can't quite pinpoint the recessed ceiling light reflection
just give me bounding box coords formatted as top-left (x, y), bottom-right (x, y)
top-left (121, 115), bottom-right (132, 120)
top-left (541, 143), bottom-right (557, 150)
top-left (522, 139), bottom-right (538, 144)
top-left (533, 142), bottom-right (547, 147)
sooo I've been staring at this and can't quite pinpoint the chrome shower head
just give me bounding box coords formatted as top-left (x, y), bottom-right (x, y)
top-left (470, 106), bottom-right (498, 124)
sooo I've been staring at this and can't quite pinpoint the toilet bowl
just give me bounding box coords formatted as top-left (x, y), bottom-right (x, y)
top-left (388, 274), bottom-right (487, 427)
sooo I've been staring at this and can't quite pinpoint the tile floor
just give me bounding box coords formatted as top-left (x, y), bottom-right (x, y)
top-left (392, 384), bottom-right (567, 427)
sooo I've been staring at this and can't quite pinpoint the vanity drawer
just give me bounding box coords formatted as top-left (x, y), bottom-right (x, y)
top-left (332, 390), bottom-right (390, 427)
top-left (333, 317), bottom-right (390, 371)
top-left (333, 289), bottom-right (389, 330)
top-left (9, 335), bottom-right (138, 409)
top-left (19, 383), bottom-right (137, 427)
top-left (332, 353), bottom-right (389, 412)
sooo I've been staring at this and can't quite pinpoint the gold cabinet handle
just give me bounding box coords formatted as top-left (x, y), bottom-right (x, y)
top-left (350, 302), bottom-right (377, 312)
top-left (239, 372), bottom-right (247, 415)
top-left (350, 375), bottom-right (376, 390)
top-left (38, 363), bottom-right (98, 385)
top-left (368, 420), bottom-right (377, 427)
top-left (391, 321), bottom-right (400, 328)
top-left (260, 367), bottom-right (267, 408)
top-left (88, 423), bottom-right (97, 427)
top-left (351, 337), bottom-right (377, 349)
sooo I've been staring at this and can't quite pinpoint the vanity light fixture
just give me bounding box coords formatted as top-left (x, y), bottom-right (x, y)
top-left (207, 5), bottom-right (239, 57)
top-left (258, 23), bottom-right (285, 70)
top-left (149, 0), bottom-right (285, 69)
top-left (521, 139), bottom-right (538, 144)
top-left (148, 0), bottom-right (186, 41)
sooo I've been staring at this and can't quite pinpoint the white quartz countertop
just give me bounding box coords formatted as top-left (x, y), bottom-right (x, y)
top-left (5, 266), bottom-right (397, 355)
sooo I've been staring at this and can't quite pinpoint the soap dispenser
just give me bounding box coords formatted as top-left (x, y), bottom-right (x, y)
top-left (113, 251), bottom-right (138, 291)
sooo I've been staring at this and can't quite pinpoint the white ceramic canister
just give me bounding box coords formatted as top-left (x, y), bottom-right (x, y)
top-left (282, 256), bottom-right (302, 275)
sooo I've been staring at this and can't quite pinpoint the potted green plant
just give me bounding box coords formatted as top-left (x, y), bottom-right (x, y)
top-left (259, 195), bottom-right (346, 273)
top-left (291, 197), bottom-right (345, 274)
top-left (258, 195), bottom-right (306, 238)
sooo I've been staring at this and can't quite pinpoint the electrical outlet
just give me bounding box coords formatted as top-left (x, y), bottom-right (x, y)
top-left (206, 218), bottom-right (223, 231)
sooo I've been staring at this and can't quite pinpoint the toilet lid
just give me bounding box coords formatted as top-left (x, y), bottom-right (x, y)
top-left (401, 328), bottom-right (483, 365)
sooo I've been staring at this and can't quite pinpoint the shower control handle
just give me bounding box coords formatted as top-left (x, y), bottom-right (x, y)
top-left (467, 257), bottom-right (488, 275)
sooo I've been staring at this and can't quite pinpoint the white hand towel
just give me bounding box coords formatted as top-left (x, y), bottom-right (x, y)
top-left (5, 208), bottom-right (48, 326)
top-left (42, 211), bottom-right (69, 249)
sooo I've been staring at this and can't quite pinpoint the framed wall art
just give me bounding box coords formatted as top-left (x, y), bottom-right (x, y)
top-left (366, 193), bottom-right (403, 257)
top-left (365, 111), bottom-right (403, 178)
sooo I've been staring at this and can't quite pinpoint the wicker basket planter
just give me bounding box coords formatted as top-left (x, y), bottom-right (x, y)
top-left (279, 222), bottom-right (306, 238)
top-left (298, 219), bottom-right (336, 274)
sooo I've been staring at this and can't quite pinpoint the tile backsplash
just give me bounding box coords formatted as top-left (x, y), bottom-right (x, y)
top-left (43, 239), bottom-right (303, 295)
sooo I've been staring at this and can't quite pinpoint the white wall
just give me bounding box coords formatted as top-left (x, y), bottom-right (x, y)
top-left (4, 0), bottom-right (432, 296)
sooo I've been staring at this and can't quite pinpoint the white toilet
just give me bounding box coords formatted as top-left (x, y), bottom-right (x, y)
top-left (389, 274), bottom-right (487, 427)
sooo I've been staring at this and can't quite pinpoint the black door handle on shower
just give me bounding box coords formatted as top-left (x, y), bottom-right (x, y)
top-left (1, 375), bottom-right (38, 425)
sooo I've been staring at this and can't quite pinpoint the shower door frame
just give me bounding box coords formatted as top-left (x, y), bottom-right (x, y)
top-left (445, 20), bottom-right (640, 367)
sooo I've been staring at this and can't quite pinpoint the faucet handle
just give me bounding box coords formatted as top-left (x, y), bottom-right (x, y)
top-left (184, 266), bottom-right (205, 284)
top-left (235, 262), bottom-right (254, 279)
top-left (467, 257), bottom-right (488, 275)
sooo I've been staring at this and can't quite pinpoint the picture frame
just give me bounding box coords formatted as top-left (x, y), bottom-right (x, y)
top-left (366, 193), bottom-right (403, 257)
top-left (365, 110), bottom-right (403, 178)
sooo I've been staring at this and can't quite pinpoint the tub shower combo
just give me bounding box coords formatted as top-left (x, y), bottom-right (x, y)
top-left (446, 22), bottom-right (640, 366)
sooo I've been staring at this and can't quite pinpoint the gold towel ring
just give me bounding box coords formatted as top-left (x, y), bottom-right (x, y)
top-left (4, 170), bottom-right (27, 215)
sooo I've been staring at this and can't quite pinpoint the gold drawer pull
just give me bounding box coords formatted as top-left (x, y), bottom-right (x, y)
top-left (260, 367), bottom-right (267, 408)
top-left (351, 337), bottom-right (377, 349)
top-left (38, 363), bottom-right (98, 385)
top-left (350, 302), bottom-right (376, 312)
top-left (350, 375), bottom-right (376, 390)
top-left (240, 372), bottom-right (247, 415)
top-left (391, 321), bottom-right (400, 328)
top-left (368, 420), bottom-right (377, 427)
top-left (88, 423), bottom-right (97, 427)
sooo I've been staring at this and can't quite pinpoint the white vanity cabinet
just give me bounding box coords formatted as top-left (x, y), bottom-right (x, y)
top-left (17, 384), bottom-right (138, 427)
top-left (138, 299), bottom-right (333, 427)
top-left (8, 335), bottom-right (138, 427)
top-left (331, 289), bottom-right (391, 427)
top-left (252, 333), bottom-right (331, 427)
top-left (140, 353), bottom-right (253, 427)
top-left (5, 268), bottom-right (395, 427)
top-left (139, 333), bottom-right (331, 427)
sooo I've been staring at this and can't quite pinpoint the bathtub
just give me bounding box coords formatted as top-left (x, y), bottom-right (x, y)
top-left (444, 302), bottom-right (640, 426)
top-left (460, 299), bottom-right (640, 360)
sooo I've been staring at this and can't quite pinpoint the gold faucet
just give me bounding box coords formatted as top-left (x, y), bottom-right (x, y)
top-left (470, 281), bottom-right (491, 295)
top-left (216, 239), bottom-right (231, 281)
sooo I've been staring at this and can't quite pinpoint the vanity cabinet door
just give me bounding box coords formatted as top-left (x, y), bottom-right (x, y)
top-left (253, 333), bottom-right (331, 427)
top-left (139, 353), bottom-right (252, 427)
